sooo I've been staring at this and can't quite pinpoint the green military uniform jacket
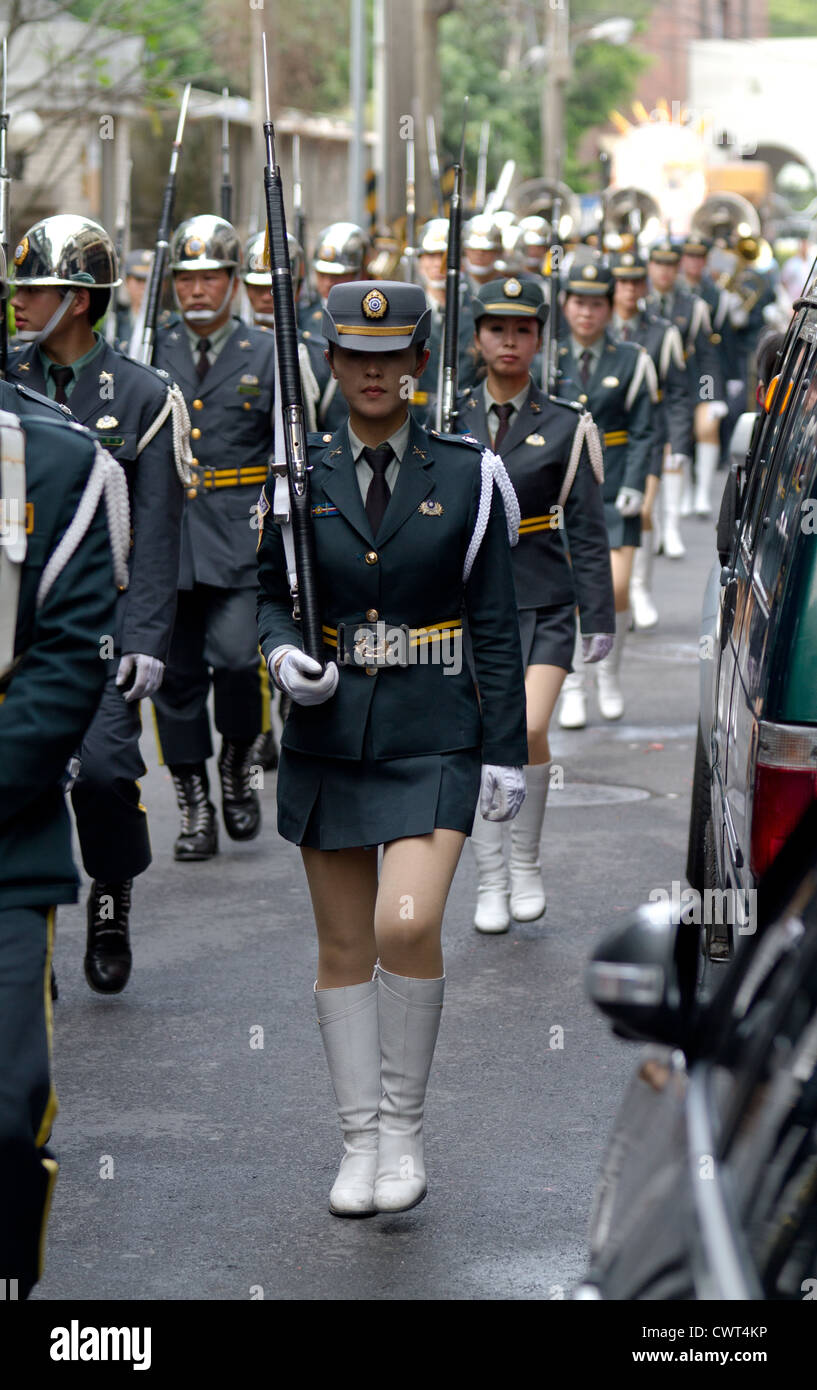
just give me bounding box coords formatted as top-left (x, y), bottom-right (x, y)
top-left (0, 383), bottom-right (118, 910)
top-left (256, 416), bottom-right (528, 766)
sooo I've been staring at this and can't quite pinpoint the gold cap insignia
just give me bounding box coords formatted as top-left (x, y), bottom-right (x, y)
top-left (622, 254), bottom-right (634, 266)
top-left (362, 288), bottom-right (388, 319)
top-left (14, 237), bottom-right (29, 266)
top-left (503, 277), bottom-right (523, 298)
top-left (582, 264), bottom-right (598, 280)
top-left (184, 235), bottom-right (206, 259)
top-left (96, 415), bottom-right (119, 429)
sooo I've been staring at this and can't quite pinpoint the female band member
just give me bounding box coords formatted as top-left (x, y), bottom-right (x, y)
top-left (256, 281), bottom-right (528, 1216)
top-left (457, 276), bottom-right (615, 932)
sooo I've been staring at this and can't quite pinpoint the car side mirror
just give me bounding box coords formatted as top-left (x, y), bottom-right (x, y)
top-left (585, 900), bottom-right (698, 1049)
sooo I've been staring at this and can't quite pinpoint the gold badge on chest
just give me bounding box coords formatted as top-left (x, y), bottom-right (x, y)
top-left (602, 376), bottom-right (619, 388)
top-left (418, 499), bottom-right (443, 516)
top-left (96, 415), bottom-right (119, 429)
top-left (525, 433), bottom-right (546, 447)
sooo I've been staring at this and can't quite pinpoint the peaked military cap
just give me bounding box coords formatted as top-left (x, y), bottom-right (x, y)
top-left (471, 276), bottom-right (548, 322)
top-left (648, 237), bottom-right (681, 266)
top-left (680, 232), bottom-right (712, 257)
top-left (322, 281), bottom-right (431, 351)
top-left (124, 249), bottom-right (153, 280)
top-left (610, 251), bottom-right (647, 280)
top-left (564, 257), bottom-right (614, 298)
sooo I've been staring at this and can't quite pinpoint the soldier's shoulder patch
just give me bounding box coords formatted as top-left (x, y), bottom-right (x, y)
top-left (12, 381), bottom-right (71, 418)
top-left (257, 486), bottom-right (270, 517)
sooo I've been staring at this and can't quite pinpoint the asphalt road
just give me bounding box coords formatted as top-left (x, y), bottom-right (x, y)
top-left (35, 493), bottom-right (721, 1302)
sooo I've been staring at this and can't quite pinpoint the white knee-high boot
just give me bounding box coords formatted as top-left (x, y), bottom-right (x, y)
top-left (694, 441), bottom-right (720, 517)
top-left (374, 965), bottom-right (444, 1213)
top-left (509, 761), bottom-right (550, 921)
top-left (558, 623), bottom-right (586, 729)
top-left (595, 609), bottom-right (629, 720)
top-left (314, 977), bottom-right (381, 1216)
top-left (630, 542), bottom-right (659, 629)
top-left (470, 812), bottom-right (510, 933)
top-left (662, 470), bottom-right (686, 559)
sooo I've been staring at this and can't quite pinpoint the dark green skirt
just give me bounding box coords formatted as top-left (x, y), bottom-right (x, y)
top-left (277, 738), bottom-right (483, 850)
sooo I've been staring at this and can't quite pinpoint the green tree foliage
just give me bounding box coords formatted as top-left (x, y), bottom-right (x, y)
top-left (438, 0), bottom-right (651, 193)
top-left (768, 0), bottom-right (817, 38)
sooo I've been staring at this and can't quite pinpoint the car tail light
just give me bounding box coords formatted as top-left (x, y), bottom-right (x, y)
top-left (751, 722), bottom-right (817, 877)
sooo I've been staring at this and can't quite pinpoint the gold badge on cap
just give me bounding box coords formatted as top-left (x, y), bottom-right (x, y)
top-left (582, 264), bottom-right (598, 280)
top-left (503, 277), bottom-right (523, 298)
top-left (96, 415), bottom-right (119, 429)
top-left (362, 288), bottom-right (388, 319)
top-left (184, 235), bottom-right (206, 259)
top-left (622, 254), bottom-right (634, 266)
top-left (320, 243), bottom-right (335, 262)
top-left (14, 236), bottom-right (29, 266)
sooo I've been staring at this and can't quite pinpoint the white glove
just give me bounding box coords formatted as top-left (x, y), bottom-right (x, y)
top-left (708, 400), bottom-right (729, 420)
top-left (268, 644), bottom-right (339, 707)
top-left (480, 764), bottom-right (526, 822)
top-left (582, 634), bottom-right (614, 664)
top-left (726, 379), bottom-right (746, 401)
top-left (669, 453), bottom-right (691, 473)
top-left (614, 487), bottom-right (644, 518)
top-left (116, 653), bottom-right (165, 702)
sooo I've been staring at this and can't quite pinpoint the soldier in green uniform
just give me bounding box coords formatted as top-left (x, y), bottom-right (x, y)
top-left (9, 215), bottom-right (187, 994)
top-left (257, 281), bottom-right (527, 1217)
top-left (610, 249), bottom-right (692, 626)
top-left (456, 277), bottom-right (614, 934)
top-left (297, 223), bottom-right (369, 439)
top-left (152, 215), bottom-right (275, 861)
top-left (113, 248), bottom-right (152, 352)
top-left (0, 374), bottom-right (127, 1297)
top-left (554, 258), bottom-right (655, 729)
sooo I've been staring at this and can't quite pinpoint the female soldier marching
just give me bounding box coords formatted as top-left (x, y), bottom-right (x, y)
top-left (457, 277), bottom-right (615, 932)
top-left (256, 281), bottom-right (528, 1215)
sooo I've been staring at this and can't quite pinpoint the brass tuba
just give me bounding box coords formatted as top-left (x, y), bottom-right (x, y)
top-left (602, 186), bottom-right (661, 251)
top-left (507, 177), bottom-right (581, 243)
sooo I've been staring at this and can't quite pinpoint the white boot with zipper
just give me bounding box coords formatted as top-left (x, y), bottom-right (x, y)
top-left (558, 624), bottom-right (587, 729)
top-left (509, 761), bottom-right (550, 921)
top-left (595, 609), bottom-right (630, 721)
top-left (662, 469), bottom-right (687, 559)
top-left (374, 965), bottom-right (444, 1213)
top-left (314, 977), bottom-right (381, 1217)
top-left (630, 542), bottom-right (659, 630)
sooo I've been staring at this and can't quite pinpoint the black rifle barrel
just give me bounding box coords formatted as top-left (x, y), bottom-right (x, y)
top-left (138, 83), bottom-right (191, 365)
top-left (261, 37), bottom-right (323, 665)
top-left (221, 88), bottom-right (232, 223)
top-left (292, 133), bottom-right (306, 254)
top-left (439, 101), bottom-right (468, 433)
top-left (543, 196), bottom-right (562, 394)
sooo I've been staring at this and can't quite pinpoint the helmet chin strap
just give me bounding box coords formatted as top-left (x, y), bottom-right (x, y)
top-left (253, 311), bottom-right (275, 325)
top-left (176, 269), bottom-right (236, 327)
top-left (421, 273), bottom-right (446, 291)
top-left (16, 290), bottom-right (77, 344)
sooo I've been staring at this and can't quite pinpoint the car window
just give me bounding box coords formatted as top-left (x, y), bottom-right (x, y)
top-left (742, 337), bottom-right (810, 557)
top-left (753, 365), bottom-right (817, 604)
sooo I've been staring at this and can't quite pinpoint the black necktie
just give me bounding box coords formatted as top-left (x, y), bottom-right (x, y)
top-left (196, 337), bottom-right (212, 382)
top-left (50, 365), bottom-right (73, 404)
top-left (579, 350), bottom-right (593, 387)
top-left (660, 295), bottom-right (670, 318)
top-left (363, 444), bottom-right (393, 534)
top-left (619, 322), bottom-right (630, 341)
top-left (492, 402), bottom-right (514, 451)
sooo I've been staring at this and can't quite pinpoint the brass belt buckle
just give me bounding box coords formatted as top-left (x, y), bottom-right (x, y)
top-left (338, 621), bottom-right (410, 668)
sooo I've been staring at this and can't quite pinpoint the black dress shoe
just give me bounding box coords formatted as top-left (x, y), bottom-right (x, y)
top-left (218, 740), bottom-right (262, 841)
top-left (84, 880), bottom-right (133, 994)
top-left (170, 764), bottom-right (218, 861)
top-left (249, 728), bottom-right (279, 772)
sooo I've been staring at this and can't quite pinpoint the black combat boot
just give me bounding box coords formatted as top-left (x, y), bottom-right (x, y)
top-left (249, 728), bottom-right (279, 772)
top-left (218, 739), bottom-right (262, 841)
top-left (84, 880), bottom-right (133, 994)
top-left (171, 763), bottom-right (218, 861)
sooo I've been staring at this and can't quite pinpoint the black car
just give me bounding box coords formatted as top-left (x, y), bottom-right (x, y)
top-left (577, 801), bottom-right (817, 1300)
top-left (687, 276), bottom-right (817, 964)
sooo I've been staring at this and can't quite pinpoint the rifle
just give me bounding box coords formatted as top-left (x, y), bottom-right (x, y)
top-left (292, 134), bottom-right (306, 253)
top-left (438, 99), bottom-right (468, 434)
top-left (136, 82), bottom-right (191, 365)
top-left (0, 39), bottom-right (10, 378)
top-left (106, 157), bottom-right (131, 345)
top-left (598, 149), bottom-right (611, 263)
top-left (426, 115), bottom-right (444, 217)
top-left (220, 88), bottom-right (232, 223)
top-left (261, 33), bottom-right (323, 665)
top-left (475, 121), bottom-right (490, 212)
top-left (405, 124), bottom-right (416, 283)
top-left (543, 191), bottom-right (562, 394)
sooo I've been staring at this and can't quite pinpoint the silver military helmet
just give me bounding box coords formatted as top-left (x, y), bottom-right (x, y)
top-left (242, 230), bottom-right (304, 325)
top-left (312, 222), bottom-right (368, 275)
top-left (12, 214), bottom-right (121, 342)
top-left (416, 218), bottom-right (448, 291)
top-left (169, 214), bottom-right (240, 326)
top-left (242, 230), bottom-right (304, 286)
top-left (462, 214), bottom-right (503, 253)
top-left (496, 223), bottom-right (526, 274)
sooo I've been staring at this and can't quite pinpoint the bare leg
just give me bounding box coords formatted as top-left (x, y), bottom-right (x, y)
top-left (610, 546), bottom-right (635, 612)
top-left (301, 845), bottom-right (379, 988)
top-left (375, 828), bottom-right (466, 978)
top-left (525, 663), bottom-right (567, 765)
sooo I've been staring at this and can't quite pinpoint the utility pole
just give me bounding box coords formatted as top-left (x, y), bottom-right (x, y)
top-left (349, 0), bottom-right (366, 226)
top-left (542, 0), bottom-right (571, 179)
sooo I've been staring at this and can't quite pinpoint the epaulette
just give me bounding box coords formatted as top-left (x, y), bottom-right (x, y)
top-left (12, 380), bottom-right (73, 419)
top-left (427, 429), bottom-right (482, 449)
top-left (309, 430), bottom-right (337, 448)
top-left (547, 393), bottom-right (583, 413)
